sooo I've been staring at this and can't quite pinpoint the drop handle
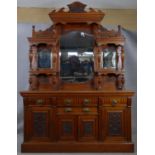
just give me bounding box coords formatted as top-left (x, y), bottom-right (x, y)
top-left (64, 108), bottom-right (72, 112)
top-left (36, 99), bottom-right (44, 105)
top-left (83, 108), bottom-right (90, 113)
top-left (64, 99), bottom-right (72, 105)
top-left (112, 99), bottom-right (118, 106)
top-left (83, 99), bottom-right (90, 105)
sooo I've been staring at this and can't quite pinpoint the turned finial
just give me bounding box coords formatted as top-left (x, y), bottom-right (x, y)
top-left (32, 25), bottom-right (35, 36)
top-left (32, 25), bottom-right (35, 31)
top-left (118, 25), bottom-right (121, 34)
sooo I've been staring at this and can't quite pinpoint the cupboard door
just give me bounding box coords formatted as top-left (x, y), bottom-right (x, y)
top-left (99, 106), bottom-right (129, 142)
top-left (78, 115), bottom-right (98, 141)
top-left (24, 107), bottom-right (54, 142)
top-left (57, 115), bottom-right (77, 141)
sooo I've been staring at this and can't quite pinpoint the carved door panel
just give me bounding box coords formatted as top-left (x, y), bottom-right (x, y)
top-left (57, 115), bottom-right (77, 141)
top-left (78, 115), bottom-right (98, 141)
top-left (24, 107), bottom-right (54, 142)
top-left (100, 106), bottom-right (129, 142)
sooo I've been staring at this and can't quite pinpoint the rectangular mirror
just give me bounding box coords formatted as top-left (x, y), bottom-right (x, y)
top-left (100, 45), bottom-right (116, 69)
top-left (60, 31), bottom-right (95, 83)
top-left (37, 44), bottom-right (52, 69)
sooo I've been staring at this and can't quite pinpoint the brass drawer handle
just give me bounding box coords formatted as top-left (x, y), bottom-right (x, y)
top-left (112, 99), bottom-right (118, 106)
top-left (64, 99), bottom-right (72, 105)
top-left (36, 99), bottom-right (44, 105)
top-left (64, 108), bottom-right (72, 112)
top-left (83, 99), bottom-right (90, 105)
top-left (83, 108), bottom-right (90, 112)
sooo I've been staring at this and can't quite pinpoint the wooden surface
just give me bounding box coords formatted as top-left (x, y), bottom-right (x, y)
top-left (20, 2), bottom-right (135, 152)
top-left (21, 91), bottom-right (134, 152)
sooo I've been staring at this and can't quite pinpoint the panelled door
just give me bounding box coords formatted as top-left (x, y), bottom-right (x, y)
top-left (24, 107), bottom-right (54, 142)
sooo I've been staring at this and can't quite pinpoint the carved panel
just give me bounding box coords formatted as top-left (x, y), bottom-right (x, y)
top-left (78, 116), bottom-right (98, 141)
top-left (58, 116), bottom-right (77, 140)
top-left (83, 122), bottom-right (93, 135)
top-left (108, 112), bottom-right (122, 136)
top-left (63, 122), bottom-right (73, 134)
top-left (33, 112), bottom-right (47, 137)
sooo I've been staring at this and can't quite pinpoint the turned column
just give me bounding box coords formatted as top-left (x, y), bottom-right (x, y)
top-left (29, 45), bottom-right (38, 70)
top-left (116, 46), bottom-right (122, 70)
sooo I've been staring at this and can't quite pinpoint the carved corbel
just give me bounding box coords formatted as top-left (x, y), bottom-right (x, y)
top-left (94, 74), bottom-right (104, 90)
top-left (49, 74), bottom-right (59, 90)
top-left (116, 74), bottom-right (125, 90)
top-left (29, 75), bottom-right (38, 90)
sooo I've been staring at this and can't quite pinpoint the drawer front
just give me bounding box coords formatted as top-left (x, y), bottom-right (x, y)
top-left (24, 97), bottom-right (56, 106)
top-left (57, 97), bottom-right (77, 106)
top-left (99, 97), bottom-right (127, 107)
top-left (78, 97), bottom-right (98, 106)
top-left (57, 107), bottom-right (98, 115)
top-left (24, 97), bottom-right (46, 106)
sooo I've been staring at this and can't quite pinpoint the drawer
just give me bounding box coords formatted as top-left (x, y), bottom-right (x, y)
top-left (78, 97), bottom-right (98, 106)
top-left (24, 97), bottom-right (56, 106)
top-left (57, 97), bottom-right (77, 106)
top-left (57, 107), bottom-right (98, 115)
top-left (99, 97), bottom-right (127, 107)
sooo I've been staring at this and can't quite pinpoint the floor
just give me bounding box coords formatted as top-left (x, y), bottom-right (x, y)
top-left (17, 133), bottom-right (137, 155)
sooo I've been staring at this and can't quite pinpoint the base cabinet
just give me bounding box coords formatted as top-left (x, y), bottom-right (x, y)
top-left (21, 91), bottom-right (134, 152)
top-left (99, 97), bottom-right (132, 142)
top-left (24, 107), bottom-right (54, 142)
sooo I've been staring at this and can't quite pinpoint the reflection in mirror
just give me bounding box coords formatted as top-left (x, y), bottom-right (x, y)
top-left (101, 45), bottom-right (116, 69)
top-left (60, 31), bottom-right (94, 83)
top-left (37, 44), bottom-right (52, 68)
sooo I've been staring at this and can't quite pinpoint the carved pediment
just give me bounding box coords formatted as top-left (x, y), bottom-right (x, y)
top-left (49, 1), bottom-right (105, 23)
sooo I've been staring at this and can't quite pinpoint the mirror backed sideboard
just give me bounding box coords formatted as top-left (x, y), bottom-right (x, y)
top-left (20, 1), bottom-right (134, 152)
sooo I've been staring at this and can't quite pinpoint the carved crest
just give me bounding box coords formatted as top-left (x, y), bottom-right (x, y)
top-left (67, 1), bottom-right (86, 12)
top-left (49, 1), bottom-right (105, 23)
